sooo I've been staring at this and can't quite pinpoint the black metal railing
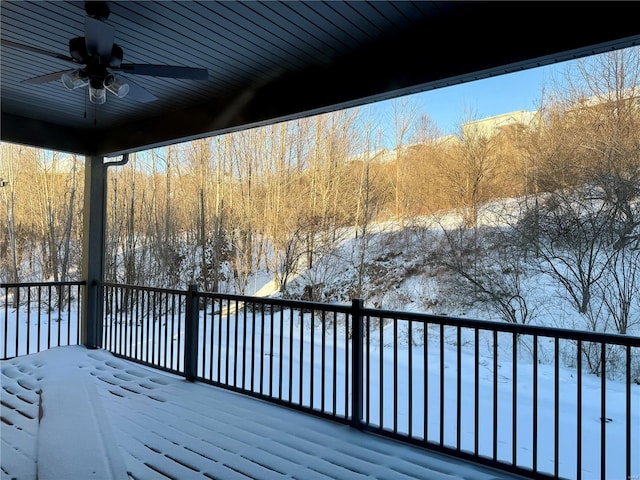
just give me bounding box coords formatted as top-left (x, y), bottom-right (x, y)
top-left (3, 281), bottom-right (638, 479)
top-left (1, 281), bottom-right (85, 359)
top-left (102, 283), bottom-right (187, 373)
top-left (193, 289), bottom-right (356, 424)
top-left (101, 282), bottom-right (640, 480)
top-left (355, 308), bottom-right (640, 480)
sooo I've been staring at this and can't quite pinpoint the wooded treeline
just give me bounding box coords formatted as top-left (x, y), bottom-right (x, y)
top-left (0, 106), bottom-right (532, 287)
top-left (2, 49), bottom-right (639, 340)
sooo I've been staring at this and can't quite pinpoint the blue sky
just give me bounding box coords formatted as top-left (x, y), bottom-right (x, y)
top-left (364, 60), bottom-right (569, 144)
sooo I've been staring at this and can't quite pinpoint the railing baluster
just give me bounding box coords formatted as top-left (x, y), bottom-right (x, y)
top-left (47, 284), bottom-right (51, 350)
top-left (207, 298), bottom-right (213, 380)
top-left (131, 287), bottom-right (136, 358)
top-left (260, 303), bottom-right (265, 395)
top-left (152, 289), bottom-right (157, 364)
top-left (77, 284), bottom-right (82, 345)
top-left (457, 325), bottom-right (461, 452)
top-left (57, 285), bottom-right (62, 347)
top-left (3, 286), bottom-right (6, 357)
top-left (117, 287), bottom-right (122, 355)
top-left (533, 335), bottom-right (538, 473)
top-left (177, 293), bottom-right (183, 373)
top-left (408, 319), bottom-right (413, 438)
top-left (577, 339), bottom-right (582, 480)
top-left (380, 314), bottom-right (384, 429)
top-left (344, 310), bottom-right (350, 420)
top-left (135, 288), bottom-right (141, 361)
top-left (512, 331), bottom-right (517, 465)
top-left (164, 292), bottom-right (169, 369)
top-left (601, 342), bottom-right (606, 480)
top-left (243, 302), bottom-right (248, 391)
top-left (26, 287), bottom-right (31, 355)
top-left (3, 286), bottom-right (8, 357)
top-left (269, 304), bottom-right (274, 397)
top-left (278, 306), bottom-right (284, 400)
top-left (106, 285), bottom-right (111, 351)
top-left (310, 307), bottom-right (315, 409)
top-left (626, 345), bottom-right (631, 480)
top-left (555, 337), bottom-right (560, 478)
top-left (227, 299), bottom-right (232, 385)
top-left (298, 307), bottom-right (303, 405)
top-left (234, 299), bottom-right (240, 388)
top-left (351, 299), bottom-right (363, 428)
top-left (16, 287), bottom-right (20, 357)
top-left (250, 302), bottom-right (258, 392)
top-left (474, 327), bottom-right (479, 456)
top-left (493, 329), bottom-right (498, 461)
top-left (393, 316), bottom-right (398, 434)
top-left (441, 323), bottom-right (445, 447)
top-left (331, 312), bottom-right (340, 417)
top-left (424, 320), bottom-right (429, 442)
top-left (34, 287), bottom-right (42, 355)
top-left (321, 309), bottom-right (326, 413)
top-left (288, 307), bottom-right (294, 402)
top-left (365, 314), bottom-right (371, 426)
top-left (217, 299), bottom-right (224, 382)
top-left (170, 293), bottom-right (176, 370)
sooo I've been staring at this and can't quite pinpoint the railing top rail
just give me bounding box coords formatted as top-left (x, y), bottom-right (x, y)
top-left (102, 282), bottom-right (186, 296)
top-left (362, 306), bottom-right (640, 346)
top-left (1, 281), bottom-right (86, 288)
top-left (197, 290), bottom-right (353, 314)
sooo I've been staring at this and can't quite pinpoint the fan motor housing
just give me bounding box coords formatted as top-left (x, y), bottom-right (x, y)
top-left (69, 37), bottom-right (88, 64)
top-left (109, 44), bottom-right (123, 68)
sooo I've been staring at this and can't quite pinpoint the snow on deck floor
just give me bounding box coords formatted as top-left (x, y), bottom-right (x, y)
top-left (1, 346), bottom-right (517, 480)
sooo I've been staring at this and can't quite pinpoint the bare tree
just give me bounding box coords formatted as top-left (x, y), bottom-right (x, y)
top-left (439, 220), bottom-right (536, 325)
top-left (446, 118), bottom-right (498, 228)
top-left (391, 98), bottom-right (418, 224)
top-left (59, 155), bottom-right (80, 285)
top-left (598, 246), bottom-right (640, 335)
top-left (0, 143), bottom-right (20, 286)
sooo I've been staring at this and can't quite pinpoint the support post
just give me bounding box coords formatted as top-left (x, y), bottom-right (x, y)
top-left (81, 156), bottom-right (106, 349)
top-left (184, 284), bottom-right (199, 381)
top-left (351, 298), bottom-right (364, 429)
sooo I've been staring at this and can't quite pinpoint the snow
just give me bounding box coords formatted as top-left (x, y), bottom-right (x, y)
top-left (2, 345), bottom-right (518, 480)
top-left (1, 204), bottom-right (639, 479)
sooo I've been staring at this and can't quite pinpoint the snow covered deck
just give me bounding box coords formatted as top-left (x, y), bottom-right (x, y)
top-left (1, 346), bottom-right (519, 480)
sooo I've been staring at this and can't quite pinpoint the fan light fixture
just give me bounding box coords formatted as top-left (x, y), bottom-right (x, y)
top-left (61, 70), bottom-right (130, 104)
top-left (61, 69), bottom-right (89, 90)
top-left (104, 74), bottom-right (129, 98)
top-left (89, 85), bottom-right (106, 104)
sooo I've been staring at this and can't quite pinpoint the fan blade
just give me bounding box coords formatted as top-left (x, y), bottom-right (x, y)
top-left (115, 64), bottom-right (209, 80)
top-left (122, 77), bottom-right (158, 103)
top-left (1, 39), bottom-right (75, 63)
top-left (23, 70), bottom-right (74, 85)
top-left (84, 16), bottom-right (114, 60)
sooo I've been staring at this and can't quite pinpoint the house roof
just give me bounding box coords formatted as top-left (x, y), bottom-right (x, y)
top-left (2, 1), bottom-right (639, 157)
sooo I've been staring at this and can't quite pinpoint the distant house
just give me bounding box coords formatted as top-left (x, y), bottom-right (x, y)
top-left (461, 110), bottom-right (541, 138)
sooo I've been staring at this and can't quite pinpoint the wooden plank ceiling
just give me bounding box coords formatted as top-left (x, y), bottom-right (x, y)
top-left (1, 1), bottom-right (640, 157)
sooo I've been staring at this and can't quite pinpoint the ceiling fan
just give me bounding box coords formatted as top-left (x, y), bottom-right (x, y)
top-left (1, 1), bottom-right (209, 104)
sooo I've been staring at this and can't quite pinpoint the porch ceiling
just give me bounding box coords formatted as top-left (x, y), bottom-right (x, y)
top-left (2, 1), bottom-right (640, 157)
